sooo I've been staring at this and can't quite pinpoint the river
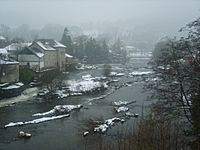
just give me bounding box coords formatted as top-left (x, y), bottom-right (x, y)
top-left (0, 58), bottom-right (153, 150)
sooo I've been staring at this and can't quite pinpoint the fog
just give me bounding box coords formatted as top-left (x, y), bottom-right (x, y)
top-left (0, 0), bottom-right (200, 50)
top-left (0, 0), bottom-right (199, 29)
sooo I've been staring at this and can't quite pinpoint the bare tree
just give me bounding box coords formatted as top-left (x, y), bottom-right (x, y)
top-left (148, 18), bottom-right (200, 138)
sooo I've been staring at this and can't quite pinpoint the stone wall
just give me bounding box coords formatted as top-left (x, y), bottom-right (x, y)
top-left (0, 64), bottom-right (19, 83)
top-left (56, 48), bottom-right (66, 71)
top-left (44, 50), bottom-right (58, 69)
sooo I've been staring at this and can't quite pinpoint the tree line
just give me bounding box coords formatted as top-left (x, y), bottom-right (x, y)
top-left (148, 17), bottom-right (200, 148)
top-left (61, 27), bottom-right (127, 64)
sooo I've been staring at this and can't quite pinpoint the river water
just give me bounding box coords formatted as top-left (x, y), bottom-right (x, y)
top-left (0, 58), bottom-right (153, 150)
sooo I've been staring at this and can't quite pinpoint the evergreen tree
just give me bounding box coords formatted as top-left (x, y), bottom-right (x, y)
top-left (61, 27), bottom-right (73, 55)
top-left (73, 35), bottom-right (110, 64)
top-left (111, 38), bottom-right (127, 63)
top-left (100, 40), bottom-right (109, 62)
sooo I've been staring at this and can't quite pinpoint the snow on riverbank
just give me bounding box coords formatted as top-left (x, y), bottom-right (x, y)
top-left (94, 117), bottom-right (125, 133)
top-left (36, 74), bottom-right (108, 99)
top-left (125, 112), bottom-right (139, 118)
top-left (54, 90), bottom-right (69, 98)
top-left (76, 64), bottom-right (97, 70)
top-left (67, 74), bottom-right (108, 94)
top-left (115, 106), bottom-right (129, 113)
top-left (109, 72), bottom-right (125, 77)
top-left (113, 100), bottom-right (136, 106)
top-left (5, 114), bottom-right (69, 128)
top-left (129, 70), bottom-right (153, 76)
top-left (33, 104), bottom-right (82, 116)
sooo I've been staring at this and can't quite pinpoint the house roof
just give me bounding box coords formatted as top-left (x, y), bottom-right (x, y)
top-left (34, 39), bottom-right (66, 51)
top-left (5, 43), bottom-right (32, 51)
top-left (36, 41), bottom-right (56, 51)
top-left (0, 36), bottom-right (6, 40)
top-left (31, 47), bottom-right (45, 58)
top-left (19, 47), bottom-right (44, 58)
top-left (53, 40), bottom-right (66, 48)
top-left (0, 56), bottom-right (19, 65)
top-left (0, 48), bottom-right (8, 54)
top-left (65, 53), bottom-right (73, 58)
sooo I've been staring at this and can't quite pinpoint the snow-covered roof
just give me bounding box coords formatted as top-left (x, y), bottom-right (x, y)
top-left (35, 52), bottom-right (44, 58)
top-left (36, 41), bottom-right (56, 51)
top-left (5, 43), bottom-right (32, 51)
top-left (53, 40), bottom-right (66, 48)
top-left (0, 36), bottom-right (6, 40)
top-left (34, 39), bottom-right (66, 50)
top-left (0, 58), bottom-right (19, 65)
top-left (0, 48), bottom-right (8, 54)
top-left (65, 53), bottom-right (73, 58)
top-left (19, 47), bottom-right (44, 58)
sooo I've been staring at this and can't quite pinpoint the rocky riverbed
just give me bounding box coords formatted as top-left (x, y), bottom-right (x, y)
top-left (0, 58), bottom-right (154, 150)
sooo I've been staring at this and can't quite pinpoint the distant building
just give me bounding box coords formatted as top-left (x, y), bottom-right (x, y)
top-left (125, 45), bottom-right (152, 58)
top-left (5, 42), bottom-right (32, 60)
top-left (65, 53), bottom-right (78, 69)
top-left (0, 56), bottom-right (19, 83)
top-left (0, 36), bottom-right (8, 48)
top-left (17, 39), bottom-right (75, 72)
top-left (0, 48), bottom-right (8, 56)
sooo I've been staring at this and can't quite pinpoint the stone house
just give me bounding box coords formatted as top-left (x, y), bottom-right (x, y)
top-left (30, 39), bottom-right (66, 71)
top-left (0, 56), bottom-right (19, 83)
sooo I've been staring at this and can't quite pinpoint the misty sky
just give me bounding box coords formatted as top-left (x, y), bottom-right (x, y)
top-left (0, 0), bottom-right (200, 29)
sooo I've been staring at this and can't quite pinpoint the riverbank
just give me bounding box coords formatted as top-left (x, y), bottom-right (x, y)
top-left (0, 58), bottom-right (153, 150)
top-left (0, 87), bottom-right (38, 108)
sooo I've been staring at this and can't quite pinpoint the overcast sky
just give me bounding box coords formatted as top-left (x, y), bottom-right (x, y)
top-left (0, 0), bottom-right (200, 29)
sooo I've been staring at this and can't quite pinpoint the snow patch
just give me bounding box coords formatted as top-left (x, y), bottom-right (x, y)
top-left (67, 75), bottom-right (108, 94)
top-left (76, 64), bottom-right (97, 70)
top-left (5, 114), bottom-right (69, 128)
top-left (1, 82), bottom-right (24, 90)
top-left (38, 89), bottom-right (50, 96)
top-left (94, 124), bottom-right (109, 133)
top-left (109, 72), bottom-right (125, 77)
top-left (94, 117), bottom-right (125, 133)
top-left (115, 106), bottom-right (129, 113)
top-left (129, 71), bottom-right (153, 76)
top-left (32, 104), bottom-right (82, 116)
top-left (54, 90), bottom-right (69, 98)
top-left (83, 131), bottom-right (89, 136)
top-left (113, 100), bottom-right (136, 106)
top-left (125, 112), bottom-right (139, 118)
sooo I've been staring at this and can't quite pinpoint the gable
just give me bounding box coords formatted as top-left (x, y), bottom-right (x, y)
top-left (19, 47), bottom-right (44, 58)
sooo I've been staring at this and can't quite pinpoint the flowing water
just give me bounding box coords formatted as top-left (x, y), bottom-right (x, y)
top-left (0, 58), bottom-right (153, 150)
